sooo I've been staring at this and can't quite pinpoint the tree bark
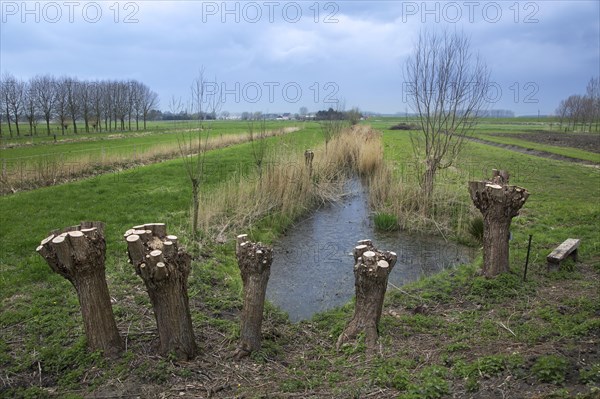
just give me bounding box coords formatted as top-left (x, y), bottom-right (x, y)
top-left (421, 160), bottom-right (437, 202)
top-left (124, 223), bottom-right (197, 360)
top-left (469, 170), bottom-right (529, 277)
top-left (233, 234), bottom-right (273, 359)
top-left (36, 222), bottom-right (123, 358)
top-left (337, 240), bottom-right (397, 352)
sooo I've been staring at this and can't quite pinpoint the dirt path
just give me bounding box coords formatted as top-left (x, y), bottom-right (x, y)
top-left (467, 136), bottom-right (600, 167)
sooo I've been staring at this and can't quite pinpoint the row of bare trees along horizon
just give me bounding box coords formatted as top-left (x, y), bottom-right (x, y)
top-left (555, 77), bottom-right (600, 132)
top-left (0, 73), bottom-right (159, 138)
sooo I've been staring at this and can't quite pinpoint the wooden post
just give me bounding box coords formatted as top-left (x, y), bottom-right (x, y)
top-left (36, 222), bottom-right (123, 358)
top-left (468, 170), bottom-right (529, 278)
top-left (124, 223), bottom-right (197, 360)
top-left (304, 149), bottom-right (314, 176)
top-left (337, 240), bottom-right (397, 352)
top-left (233, 234), bottom-right (273, 359)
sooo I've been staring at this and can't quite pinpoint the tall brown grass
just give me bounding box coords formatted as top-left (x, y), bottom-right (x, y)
top-left (196, 125), bottom-right (384, 242)
top-left (0, 127), bottom-right (297, 194)
top-left (367, 156), bottom-right (474, 240)
top-left (196, 124), bottom-right (472, 243)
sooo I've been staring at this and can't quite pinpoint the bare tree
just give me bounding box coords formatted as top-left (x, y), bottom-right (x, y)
top-left (79, 80), bottom-right (92, 133)
top-left (1, 75), bottom-right (13, 137)
top-left (247, 115), bottom-right (269, 179)
top-left (32, 75), bottom-right (57, 136)
top-left (103, 81), bottom-right (115, 131)
top-left (55, 77), bottom-right (70, 135)
top-left (130, 80), bottom-right (143, 131)
top-left (567, 95), bottom-right (585, 131)
top-left (113, 81), bottom-right (129, 131)
top-left (90, 81), bottom-right (104, 132)
top-left (586, 77), bottom-right (600, 132)
top-left (125, 80), bottom-right (136, 131)
top-left (168, 96), bottom-right (183, 128)
top-left (404, 29), bottom-right (490, 200)
top-left (65, 77), bottom-right (81, 134)
top-left (140, 84), bottom-right (158, 130)
top-left (24, 81), bottom-right (38, 135)
top-left (179, 68), bottom-right (222, 236)
top-left (555, 99), bottom-right (569, 131)
top-left (3, 73), bottom-right (25, 137)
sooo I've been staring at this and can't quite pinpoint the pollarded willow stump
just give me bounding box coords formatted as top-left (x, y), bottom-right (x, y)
top-left (233, 234), bottom-right (273, 359)
top-left (36, 221), bottom-right (123, 358)
top-left (337, 239), bottom-right (397, 352)
top-left (124, 223), bottom-right (197, 360)
top-left (469, 170), bottom-right (529, 278)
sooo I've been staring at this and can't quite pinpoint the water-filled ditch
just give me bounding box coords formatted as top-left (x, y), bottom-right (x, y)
top-left (266, 178), bottom-right (476, 322)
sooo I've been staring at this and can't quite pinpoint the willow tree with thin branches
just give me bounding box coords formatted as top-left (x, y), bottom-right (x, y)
top-left (247, 115), bottom-right (269, 180)
top-left (178, 67), bottom-right (222, 236)
top-left (404, 29), bottom-right (490, 201)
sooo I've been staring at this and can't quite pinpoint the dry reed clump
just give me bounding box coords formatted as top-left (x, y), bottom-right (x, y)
top-left (325, 125), bottom-right (384, 176)
top-left (0, 128), bottom-right (295, 195)
top-left (367, 157), bottom-right (473, 239)
top-left (196, 126), bottom-right (385, 242)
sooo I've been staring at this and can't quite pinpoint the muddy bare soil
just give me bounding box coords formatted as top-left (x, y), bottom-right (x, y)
top-left (493, 131), bottom-right (600, 153)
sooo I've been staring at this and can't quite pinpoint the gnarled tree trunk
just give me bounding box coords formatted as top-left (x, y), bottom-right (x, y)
top-left (469, 170), bottom-right (529, 278)
top-left (124, 223), bottom-right (197, 360)
top-left (36, 221), bottom-right (123, 358)
top-left (337, 239), bottom-right (397, 352)
top-left (233, 234), bottom-right (273, 359)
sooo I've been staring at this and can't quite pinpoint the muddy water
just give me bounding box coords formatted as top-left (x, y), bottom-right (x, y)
top-left (266, 178), bottom-right (476, 322)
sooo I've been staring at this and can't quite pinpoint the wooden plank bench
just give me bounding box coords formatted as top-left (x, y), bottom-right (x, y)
top-left (547, 238), bottom-right (580, 271)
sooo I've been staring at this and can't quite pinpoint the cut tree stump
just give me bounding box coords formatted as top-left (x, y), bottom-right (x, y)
top-left (469, 170), bottom-right (529, 278)
top-left (337, 240), bottom-right (397, 352)
top-left (36, 221), bottom-right (123, 358)
top-left (124, 223), bottom-right (197, 360)
top-left (233, 234), bottom-right (273, 359)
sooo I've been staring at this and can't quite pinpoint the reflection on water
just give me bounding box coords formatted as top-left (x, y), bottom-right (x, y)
top-left (266, 178), bottom-right (476, 322)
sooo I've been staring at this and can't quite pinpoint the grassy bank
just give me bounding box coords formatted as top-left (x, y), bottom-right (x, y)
top-left (0, 121), bottom-right (303, 194)
top-left (0, 120), bottom-right (296, 147)
top-left (1, 120), bottom-right (599, 398)
top-left (195, 125), bottom-right (383, 243)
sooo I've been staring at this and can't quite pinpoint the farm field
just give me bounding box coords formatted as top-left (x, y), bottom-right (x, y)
top-left (373, 117), bottom-right (600, 164)
top-left (0, 118), bottom-right (599, 398)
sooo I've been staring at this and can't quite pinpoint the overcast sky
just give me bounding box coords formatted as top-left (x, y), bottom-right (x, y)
top-left (1, 0), bottom-right (598, 115)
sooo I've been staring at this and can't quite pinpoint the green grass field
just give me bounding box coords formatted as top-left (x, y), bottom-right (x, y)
top-left (0, 120), bottom-right (297, 148)
top-left (1, 118), bottom-right (599, 398)
top-left (0, 120), bottom-right (305, 194)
